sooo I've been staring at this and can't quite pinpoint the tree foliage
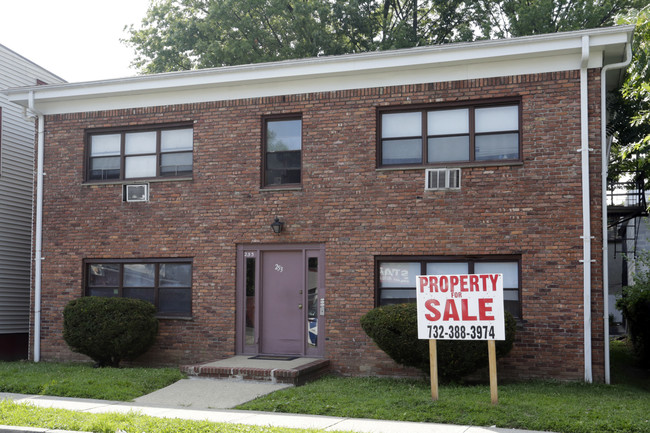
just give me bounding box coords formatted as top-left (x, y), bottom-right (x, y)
top-left (617, 247), bottom-right (650, 367)
top-left (478, 0), bottom-right (644, 38)
top-left (125, 0), bottom-right (648, 73)
top-left (124, 0), bottom-right (492, 73)
top-left (608, 7), bottom-right (650, 186)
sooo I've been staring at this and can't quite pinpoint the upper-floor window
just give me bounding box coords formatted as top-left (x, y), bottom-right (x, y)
top-left (85, 258), bottom-right (192, 317)
top-left (378, 101), bottom-right (520, 167)
top-left (87, 124), bottom-right (193, 182)
top-left (263, 116), bottom-right (301, 187)
top-left (376, 256), bottom-right (521, 319)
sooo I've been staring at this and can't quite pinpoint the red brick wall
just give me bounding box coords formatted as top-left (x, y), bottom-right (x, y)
top-left (32, 69), bottom-right (606, 381)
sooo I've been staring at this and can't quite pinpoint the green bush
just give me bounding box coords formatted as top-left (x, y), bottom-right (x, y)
top-left (360, 302), bottom-right (516, 381)
top-left (617, 284), bottom-right (650, 367)
top-left (63, 297), bottom-right (159, 367)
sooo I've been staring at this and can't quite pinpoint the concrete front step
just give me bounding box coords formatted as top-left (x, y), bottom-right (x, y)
top-left (180, 356), bottom-right (330, 386)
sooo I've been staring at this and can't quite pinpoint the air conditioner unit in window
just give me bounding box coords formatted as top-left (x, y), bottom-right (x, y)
top-left (124, 184), bottom-right (149, 202)
top-left (425, 168), bottom-right (461, 190)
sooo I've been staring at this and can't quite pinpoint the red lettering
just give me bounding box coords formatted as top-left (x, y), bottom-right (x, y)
top-left (478, 298), bottom-right (494, 320)
top-left (418, 276), bottom-right (429, 293)
top-left (442, 299), bottom-right (460, 321)
top-left (489, 274), bottom-right (499, 291)
top-left (425, 299), bottom-right (441, 321)
top-left (450, 275), bottom-right (459, 293)
top-left (429, 276), bottom-right (439, 292)
top-left (440, 276), bottom-right (449, 292)
top-left (470, 275), bottom-right (479, 291)
top-left (479, 274), bottom-right (490, 291)
top-left (461, 299), bottom-right (477, 321)
top-left (460, 275), bottom-right (468, 292)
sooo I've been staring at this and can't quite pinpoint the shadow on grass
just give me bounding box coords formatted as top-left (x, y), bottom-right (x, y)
top-left (610, 337), bottom-right (650, 391)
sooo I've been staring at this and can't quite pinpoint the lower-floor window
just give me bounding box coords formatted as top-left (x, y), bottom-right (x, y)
top-left (376, 256), bottom-right (521, 318)
top-left (85, 259), bottom-right (192, 316)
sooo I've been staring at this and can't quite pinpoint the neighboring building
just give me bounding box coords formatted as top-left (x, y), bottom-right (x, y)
top-left (0, 44), bottom-right (64, 360)
top-left (5, 26), bottom-right (633, 381)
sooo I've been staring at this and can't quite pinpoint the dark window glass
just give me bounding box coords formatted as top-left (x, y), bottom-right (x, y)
top-left (158, 288), bottom-right (191, 314)
top-left (88, 264), bottom-right (120, 287)
top-left (123, 287), bottom-right (155, 304)
top-left (264, 118), bottom-right (301, 186)
top-left (159, 263), bottom-right (192, 287)
top-left (85, 260), bottom-right (192, 316)
top-left (245, 257), bottom-right (256, 346)
top-left (307, 257), bottom-right (318, 347)
top-left (124, 264), bottom-right (155, 287)
top-left (87, 287), bottom-right (118, 297)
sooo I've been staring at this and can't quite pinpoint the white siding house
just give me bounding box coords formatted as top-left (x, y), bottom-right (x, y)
top-left (0, 43), bottom-right (64, 360)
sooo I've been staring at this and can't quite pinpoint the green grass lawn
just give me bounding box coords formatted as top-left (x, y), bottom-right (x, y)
top-left (238, 376), bottom-right (649, 433)
top-left (0, 340), bottom-right (648, 433)
top-left (0, 400), bottom-right (327, 433)
top-left (237, 339), bottom-right (650, 433)
top-left (0, 361), bottom-right (185, 401)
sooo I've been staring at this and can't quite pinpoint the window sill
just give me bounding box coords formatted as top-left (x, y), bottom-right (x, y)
top-left (156, 315), bottom-right (193, 321)
top-left (82, 177), bottom-right (193, 186)
top-left (260, 186), bottom-right (303, 192)
top-left (376, 161), bottom-right (523, 171)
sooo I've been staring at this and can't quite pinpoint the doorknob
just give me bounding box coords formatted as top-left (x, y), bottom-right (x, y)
top-left (298, 304), bottom-right (303, 309)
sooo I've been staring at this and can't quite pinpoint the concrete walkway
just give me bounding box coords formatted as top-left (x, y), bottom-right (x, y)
top-left (1, 378), bottom-right (556, 433)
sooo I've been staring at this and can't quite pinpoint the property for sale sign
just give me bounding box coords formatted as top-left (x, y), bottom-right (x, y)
top-left (416, 274), bottom-right (506, 341)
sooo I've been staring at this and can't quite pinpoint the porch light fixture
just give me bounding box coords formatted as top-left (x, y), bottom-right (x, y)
top-left (270, 217), bottom-right (284, 234)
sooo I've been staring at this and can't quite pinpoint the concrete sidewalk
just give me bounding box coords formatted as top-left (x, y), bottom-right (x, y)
top-left (1, 378), bottom-right (556, 433)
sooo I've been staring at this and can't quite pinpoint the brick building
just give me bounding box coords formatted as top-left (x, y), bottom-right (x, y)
top-left (5, 25), bottom-right (633, 382)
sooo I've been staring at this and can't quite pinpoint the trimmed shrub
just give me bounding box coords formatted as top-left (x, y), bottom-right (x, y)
top-left (63, 296), bottom-right (158, 367)
top-left (617, 284), bottom-right (650, 367)
top-left (360, 302), bottom-right (516, 381)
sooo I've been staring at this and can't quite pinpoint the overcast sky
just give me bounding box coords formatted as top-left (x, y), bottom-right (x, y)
top-left (0, 0), bottom-right (152, 83)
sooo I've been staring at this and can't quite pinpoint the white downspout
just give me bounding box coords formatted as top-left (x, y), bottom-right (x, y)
top-left (580, 35), bottom-right (593, 383)
top-left (601, 42), bottom-right (633, 384)
top-left (29, 90), bottom-right (44, 363)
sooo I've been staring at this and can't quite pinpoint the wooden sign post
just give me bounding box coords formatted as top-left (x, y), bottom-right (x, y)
top-left (416, 273), bottom-right (505, 404)
top-left (429, 339), bottom-right (438, 401)
top-left (488, 339), bottom-right (498, 405)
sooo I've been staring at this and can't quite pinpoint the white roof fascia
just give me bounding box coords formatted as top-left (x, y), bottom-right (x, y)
top-left (5, 25), bottom-right (633, 115)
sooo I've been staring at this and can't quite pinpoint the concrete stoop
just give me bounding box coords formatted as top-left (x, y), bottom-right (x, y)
top-left (180, 356), bottom-right (330, 385)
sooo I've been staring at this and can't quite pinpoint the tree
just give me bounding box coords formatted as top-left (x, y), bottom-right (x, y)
top-left (608, 7), bottom-right (650, 187)
top-left (125, 0), bottom-right (647, 73)
top-left (125, 0), bottom-right (487, 73)
top-left (476, 0), bottom-right (646, 38)
top-left (125, 0), bottom-right (351, 73)
top-left (376, 0), bottom-right (480, 49)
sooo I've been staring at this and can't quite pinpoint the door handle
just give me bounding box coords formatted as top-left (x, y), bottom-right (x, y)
top-left (298, 304), bottom-right (303, 309)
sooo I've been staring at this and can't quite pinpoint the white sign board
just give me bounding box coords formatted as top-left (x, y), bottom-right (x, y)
top-left (416, 274), bottom-right (505, 340)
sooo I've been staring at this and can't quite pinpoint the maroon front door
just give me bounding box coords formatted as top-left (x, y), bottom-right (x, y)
top-left (260, 250), bottom-right (304, 355)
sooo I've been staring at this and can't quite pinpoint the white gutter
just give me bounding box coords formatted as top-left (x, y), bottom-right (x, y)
top-left (601, 42), bottom-right (633, 384)
top-left (29, 90), bottom-right (44, 363)
top-left (5, 26), bottom-right (634, 116)
top-left (580, 35), bottom-right (593, 383)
